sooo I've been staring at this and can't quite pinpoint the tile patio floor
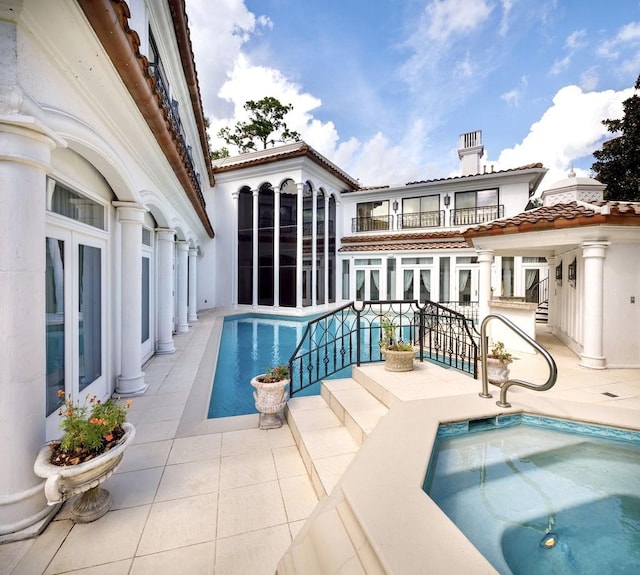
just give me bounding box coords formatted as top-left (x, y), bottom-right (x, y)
top-left (2, 310), bottom-right (640, 574)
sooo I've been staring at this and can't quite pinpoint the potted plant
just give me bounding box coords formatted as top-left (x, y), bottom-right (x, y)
top-left (379, 314), bottom-right (416, 372)
top-left (33, 390), bottom-right (135, 523)
top-left (250, 365), bottom-right (290, 429)
top-left (484, 341), bottom-right (513, 385)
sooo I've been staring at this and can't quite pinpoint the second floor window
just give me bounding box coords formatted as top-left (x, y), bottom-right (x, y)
top-left (453, 189), bottom-right (501, 225)
top-left (401, 195), bottom-right (441, 228)
top-left (353, 201), bottom-right (390, 232)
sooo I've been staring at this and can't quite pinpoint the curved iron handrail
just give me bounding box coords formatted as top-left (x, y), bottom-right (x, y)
top-left (479, 313), bottom-right (557, 408)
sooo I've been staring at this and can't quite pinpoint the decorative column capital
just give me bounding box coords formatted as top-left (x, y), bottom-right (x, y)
top-left (113, 201), bottom-right (145, 224)
top-left (189, 246), bottom-right (198, 256)
top-left (155, 228), bottom-right (175, 242)
top-left (476, 249), bottom-right (494, 263)
top-left (176, 240), bottom-right (190, 252)
top-left (581, 241), bottom-right (610, 259)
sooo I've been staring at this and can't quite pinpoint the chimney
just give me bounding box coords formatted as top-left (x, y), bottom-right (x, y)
top-left (458, 130), bottom-right (484, 176)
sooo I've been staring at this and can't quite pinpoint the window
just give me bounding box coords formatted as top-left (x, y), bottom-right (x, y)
top-left (453, 189), bottom-right (500, 225)
top-left (400, 257), bottom-right (433, 265)
top-left (354, 201), bottom-right (390, 231)
top-left (50, 180), bottom-right (105, 230)
top-left (354, 258), bottom-right (382, 266)
top-left (401, 195), bottom-right (441, 228)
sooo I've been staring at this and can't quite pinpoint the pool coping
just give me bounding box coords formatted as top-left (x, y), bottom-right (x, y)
top-left (320, 393), bottom-right (640, 574)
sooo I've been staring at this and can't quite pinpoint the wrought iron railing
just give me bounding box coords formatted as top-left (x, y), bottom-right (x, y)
top-left (352, 216), bottom-right (393, 232)
top-left (399, 210), bottom-right (445, 229)
top-left (288, 300), bottom-right (478, 396)
top-left (438, 300), bottom-right (479, 325)
top-left (525, 276), bottom-right (549, 304)
top-left (451, 205), bottom-right (504, 226)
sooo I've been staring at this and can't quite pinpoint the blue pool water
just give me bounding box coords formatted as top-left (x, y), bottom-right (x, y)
top-left (208, 314), bottom-right (348, 418)
top-left (424, 415), bottom-right (640, 575)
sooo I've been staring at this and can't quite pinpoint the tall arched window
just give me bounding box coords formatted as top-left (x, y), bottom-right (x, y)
top-left (316, 190), bottom-right (325, 305)
top-left (328, 194), bottom-right (337, 302)
top-left (279, 180), bottom-right (297, 307)
top-left (237, 186), bottom-right (253, 304)
top-left (258, 183), bottom-right (274, 306)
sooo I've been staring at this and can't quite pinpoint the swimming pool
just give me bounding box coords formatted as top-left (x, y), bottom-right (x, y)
top-left (424, 414), bottom-right (640, 574)
top-left (208, 313), bottom-right (349, 418)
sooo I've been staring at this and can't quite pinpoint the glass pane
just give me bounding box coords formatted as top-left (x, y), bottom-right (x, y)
top-left (141, 257), bottom-right (150, 343)
top-left (477, 189), bottom-right (498, 207)
top-left (51, 181), bottom-right (105, 230)
top-left (356, 270), bottom-right (365, 300)
top-left (387, 258), bottom-right (395, 300)
top-left (342, 260), bottom-right (350, 300)
top-left (404, 270), bottom-right (414, 300)
top-left (439, 257), bottom-right (450, 302)
top-left (79, 244), bottom-right (102, 390)
top-left (459, 270), bottom-right (471, 303)
top-left (420, 270), bottom-right (430, 302)
top-left (370, 270), bottom-right (380, 301)
top-left (402, 198), bottom-right (420, 214)
top-left (420, 195), bottom-right (439, 211)
top-left (502, 256), bottom-right (514, 297)
top-left (46, 238), bottom-right (65, 416)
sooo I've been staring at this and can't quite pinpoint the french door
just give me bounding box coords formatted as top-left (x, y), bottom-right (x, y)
top-left (141, 247), bottom-right (154, 362)
top-left (402, 269), bottom-right (431, 303)
top-left (355, 269), bottom-right (381, 301)
top-left (45, 225), bottom-right (107, 440)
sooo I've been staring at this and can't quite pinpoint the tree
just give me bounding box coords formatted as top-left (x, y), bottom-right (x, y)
top-left (215, 96), bottom-right (301, 154)
top-left (592, 74), bottom-right (640, 201)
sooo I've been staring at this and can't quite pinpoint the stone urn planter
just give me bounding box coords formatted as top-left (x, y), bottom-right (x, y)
top-left (381, 348), bottom-right (416, 372)
top-left (34, 422), bottom-right (135, 523)
top-left (485, 357), bottom-right (513, 385)
top-left (250, 366), bottom-right (290, 430)
top-left (484, 341), bottom-right (513, 385)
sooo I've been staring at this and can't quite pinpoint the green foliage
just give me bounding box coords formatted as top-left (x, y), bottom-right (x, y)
top-left (379, 314), bottom-right (414, 351)
top-left (217, 97), bottom-right (301, 154)
top-left (210, 147), bottom-right (230, 160)
top-left (57, 391), bottom-right (131, 454)
top-left (489, 341), bottom-right (512, 362)
top-left (592, 74), bottom-right (640, 201)
top-left (262, 365), bottom-right (290, 382)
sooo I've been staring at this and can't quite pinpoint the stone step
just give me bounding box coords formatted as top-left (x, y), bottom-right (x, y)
top-left (321, 378), bottom-right (389, 446)
top-left (285, 394), bottom-right (359, 499)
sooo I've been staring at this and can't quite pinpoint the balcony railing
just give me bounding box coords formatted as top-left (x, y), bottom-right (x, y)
top-left (451, 205), bottom-right (503, 226)
top-left (352, 215), bottom-right (393, 232)
top-left (399, 210), bottom-right (445, 229)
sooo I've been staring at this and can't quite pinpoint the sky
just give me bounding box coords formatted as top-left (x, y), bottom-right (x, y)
top-left (186, 0), bottom-right (640, 192)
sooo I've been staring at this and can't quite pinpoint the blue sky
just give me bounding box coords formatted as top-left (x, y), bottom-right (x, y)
top-left (187, 0), bottom-right (640, 191)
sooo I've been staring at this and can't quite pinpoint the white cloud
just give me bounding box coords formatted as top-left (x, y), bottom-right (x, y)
top-left (423, 0), bottom-right (493, 42)
top-left (550, 55), bottom-right (571, 75)
top-left (565, 29), bottom-right (587, 50)
top-left (597, 21), bottom-right (640, 59)
top-left (492, 85), bottom-right (634, 191)
top-left (501, 89), bottom-right (520, 107)
top-left (500, 0), bottom-right (514, 36)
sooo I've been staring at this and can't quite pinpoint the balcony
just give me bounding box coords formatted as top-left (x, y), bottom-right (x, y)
top-left (352, 216), bottom-right (393, 232)
top-left (399, 210), bottom-right (445, 229)
top-left (451, 205), bottom-right (503, 226)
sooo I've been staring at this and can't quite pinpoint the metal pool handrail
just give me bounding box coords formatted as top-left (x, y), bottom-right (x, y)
top-left (479, 313), bottom-right (558, 408)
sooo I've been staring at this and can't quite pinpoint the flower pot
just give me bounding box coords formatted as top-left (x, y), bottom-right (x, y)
top-left (381, 348), bottom-right (416, 372)
top-left (250, 375), bottom-right (289, 429)
top-left (34, 422), bottom-right (136, 523)
top-left (485, 358), bottom-right (512, 385)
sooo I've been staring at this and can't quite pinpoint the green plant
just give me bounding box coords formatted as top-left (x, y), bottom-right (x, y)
top-left (379, 314), bottom-right (414, 352)
top-left (489, 341), bottom-right (512, 361)
top-left (260, 365), bottom-right (290, 383)
top-left (56, 390), bottom-right (131, 455)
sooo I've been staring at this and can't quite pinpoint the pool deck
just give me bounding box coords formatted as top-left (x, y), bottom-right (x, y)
top-left (3, 309), bottom-right (640, 574)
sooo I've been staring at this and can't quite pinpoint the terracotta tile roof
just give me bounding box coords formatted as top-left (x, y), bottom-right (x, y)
top-left (341, 229), bottom-right (463, 243)
top-left (339, 241), bottom-right (471, 252)
top-left (404, 163), bottom-right (545, 186)
top-left (339, 229), bottom-right (470, 252)
top-left (212, 142), bottom-right (359, 189)
top-left (463, 201), bottom-right (640, 239)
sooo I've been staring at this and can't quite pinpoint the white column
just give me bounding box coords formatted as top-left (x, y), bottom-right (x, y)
top-left (188, 246), bottom-right (198, 322)
top-left (580, 242), bottom-right (609, 369)
top-left (231, 191), bottom-right (239, 308)
top-left (252, 188), bottom-right (259, 308)
top-left (155, 228), bottom-right (175, 354)
top-left (296, 182), bottom-right (304, 309)
top-left (176, 240), bottom-right (189, 333)
top-left (324, 194), bottom-right (330, 304)
top-left (477, 249), bottom-right (494, 324)
top-left (114, 202), bottom-right (147, 396)
top-left (0, 58), bottom-right (61, 535)
top-left (311, 188), bottom-right (318, 307)
top-left (274, 188), bottom-right (281, 307)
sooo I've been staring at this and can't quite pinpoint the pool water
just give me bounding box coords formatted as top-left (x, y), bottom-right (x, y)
top-left (424, 415), bottom-right (640, 575)
top-left (208, 314), bottom-right (348, 419)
